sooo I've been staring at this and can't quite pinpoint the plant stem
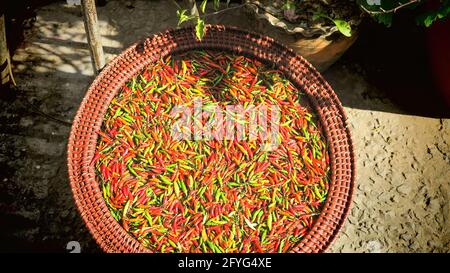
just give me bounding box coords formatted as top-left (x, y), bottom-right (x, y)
top-left (186, 0), bottom-right (200, 16)
top-left (360, 0), bottom-right (421, 15)
top-left (200, 3), bottom-right (248, 18)
top-left (171, 0), bottom-right (182, 9)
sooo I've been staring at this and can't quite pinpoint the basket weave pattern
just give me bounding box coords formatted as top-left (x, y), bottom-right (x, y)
top-left (67, 25), bottom-right (355, 253)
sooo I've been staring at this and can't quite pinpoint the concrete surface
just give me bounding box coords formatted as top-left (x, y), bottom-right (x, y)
top-left (0, 0), bottom-right (448, 252)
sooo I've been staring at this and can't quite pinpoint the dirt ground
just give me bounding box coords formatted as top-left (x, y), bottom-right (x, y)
top-left (0, 0), bottom-right (448, 252)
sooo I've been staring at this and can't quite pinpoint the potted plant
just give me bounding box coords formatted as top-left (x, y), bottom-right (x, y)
top-left (243, 0), bottom-right (362, 71)
top-left (176, 0), bottom-right (363, 71)
top-left (175, 0), bottom-right (448, 71)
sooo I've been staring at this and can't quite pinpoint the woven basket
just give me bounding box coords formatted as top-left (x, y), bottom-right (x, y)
top-left (67, 25), bottom-right (355, 253)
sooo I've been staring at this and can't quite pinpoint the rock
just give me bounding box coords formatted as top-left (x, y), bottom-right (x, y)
top-left (367, 240), bottom-right (383, 253)
top-left (400, 233), bottom-right (413, 242)
top-left (19, 117), bottom-right (34, 127)
top-left (396, 184), bottom-right (411, 195)
top-left (357, 182), bottom-right (369, 192)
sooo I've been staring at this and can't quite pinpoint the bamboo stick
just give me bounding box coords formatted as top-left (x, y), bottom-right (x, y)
top-left (81, 0), bottom-right (105, 74)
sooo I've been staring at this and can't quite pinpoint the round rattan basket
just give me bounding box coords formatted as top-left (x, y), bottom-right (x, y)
top-left (67, 25), bottom-right (355, 253)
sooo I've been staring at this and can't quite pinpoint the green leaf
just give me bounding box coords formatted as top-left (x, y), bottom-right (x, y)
top-left (373, 13), bottom-right (393, 27)
top-left (437, 5), bottom-right (450, 19)
top-left (312, 12), bottom-right (322, 21)
top-left (312, 10), bottom-right (328, 22)
top-left (195, 18), bottom-right (206, 40)
top-left (282, 1), bottom-right (295, 10)
top-left (333, 19), bottom-right (352, 37)
top-left (424, 15), bottom-right (436, 27)
top-left (416, 3), bottom-right (450, 27)
top-left (200, 0), bottom-right (208, 13)
top-left (312, 11), bottom-right (351, 37)
top-left (177, 9), bottom-right (191, 26)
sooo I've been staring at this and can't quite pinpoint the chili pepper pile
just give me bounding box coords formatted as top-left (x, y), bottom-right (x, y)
top-left (94, 50), bottom-right (330, 253)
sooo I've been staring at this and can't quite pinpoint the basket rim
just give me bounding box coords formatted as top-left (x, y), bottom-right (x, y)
top-left (67, 24), bottom-right (355, 253)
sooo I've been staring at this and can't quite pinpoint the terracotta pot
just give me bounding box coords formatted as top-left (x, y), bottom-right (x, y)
top-left (255, 25), bottom-right (358, 72)
top-left (245, 2), bottom-right (360, 72)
